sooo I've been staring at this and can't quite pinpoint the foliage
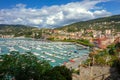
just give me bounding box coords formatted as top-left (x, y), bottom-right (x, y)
top-left (76, 39), bottom-right (94, 47)
top-left (43, 69), bottom-right (66, 80)
top-left (54, 38), bottom-right (94, 47)
top-left (0, 51), bottom-right (51, 80)
top-left (84, 42), bottom-right (120, 66)
top-left (57, 15), bottom-right (120, 32)
top-left (0, 51), bottom-right (72, 80)
top-left (115, 42), bottom-right (120, 52)
top-left (51, 66), bottom-right (72, 80)
top-left (108, 42), bottom-right (120, 55)
top-left (115, 42), bottom-right (120, 48)
top-left (47, 37), bottom-right (55, 41)
top-left (42, 66), bottom-right (72, 80)
top-left (108, 48), bottom-right (117, 55)
top-left (72, 69), bottom-right (79, 74)
top-left (113, 59), bottom-right (120, 74)
top-left (0, 24), bottom-right (36, 35)
top-left (0, 24), bottom-right (43, 39)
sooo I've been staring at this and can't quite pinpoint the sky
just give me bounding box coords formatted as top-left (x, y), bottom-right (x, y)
top-left (0, 0), bottom-right (119, 28)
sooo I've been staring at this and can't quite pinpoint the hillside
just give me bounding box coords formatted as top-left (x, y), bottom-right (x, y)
top-left (0, 24), bottom-right (39, 37)
top-left (56, 15), bottom-right (120, 32)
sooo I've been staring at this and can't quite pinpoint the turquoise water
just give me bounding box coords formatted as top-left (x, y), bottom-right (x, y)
top-left (0, 38), bottom-right (89, 66)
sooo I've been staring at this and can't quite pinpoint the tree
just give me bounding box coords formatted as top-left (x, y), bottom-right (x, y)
top-left (0, 51), bottom-right (73, 80)
top-left (115, 42), bottom-right (120, 52)
top-left (51, 66), bottom-right (72, 80)
top-left (43, 70), bottom-right (66, 80)
top-left (0, 51), bottom-right (51, 80)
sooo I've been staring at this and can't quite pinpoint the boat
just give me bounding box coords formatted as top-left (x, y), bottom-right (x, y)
top-left (8, 46), bottom-right (18, 52)
top-left (36, 47), bottom-right (41, 50)
top-left (44, 52), bottom-right (52, 56)
top-left (51, 59), bottom-right (56, 62)
top-left (19, 46), bottom-right (30, 51)
top-left (33, 52), bottom-right (40, 55)
top-left (40, 55), bottom-right (46, 58)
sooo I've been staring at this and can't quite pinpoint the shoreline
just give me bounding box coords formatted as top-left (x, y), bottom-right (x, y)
top-left (65, 54), bottom-right (89, 69)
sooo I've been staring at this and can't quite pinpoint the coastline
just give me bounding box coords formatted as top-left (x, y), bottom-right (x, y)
top-left (65, 54), bottom-right (89, 69)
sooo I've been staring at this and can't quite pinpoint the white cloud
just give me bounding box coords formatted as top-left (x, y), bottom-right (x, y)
top-left (93, 10), bottom-right (111, 17)
top-left (28, 19), bottom-right (43, 25)
top-left (0, 0), bottom-right (111, 28)
top-left (15, 3), bottom-right (26, 8)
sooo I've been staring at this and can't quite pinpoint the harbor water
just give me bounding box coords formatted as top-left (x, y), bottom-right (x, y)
top-left (0, 38), bottom-right (89, 66)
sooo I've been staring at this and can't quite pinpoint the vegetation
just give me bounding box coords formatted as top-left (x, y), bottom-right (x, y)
top-left (47, 38), bottom-right (94, 47)
top-left (62, 39), bottom-right (94, 47)
top-left (84, 42), bottom-right (120, 72)
top-left (44, 66), bottom-right (72, 80)
top-left (0, 24), bottom-right (35, 35)
top-left (47, 37), bottom-right (55, 41)
top-left (76, 39), bottom-right (94, 47)
top-left (0, 51), bottom-right (72, 80)
top-left (0, 24), bottom-right (43, 38)
top-left (56, 15), bottom-right (120, 32)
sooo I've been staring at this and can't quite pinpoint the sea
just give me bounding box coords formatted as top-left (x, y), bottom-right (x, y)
top-left (0, 38), bottom-right (89, 66)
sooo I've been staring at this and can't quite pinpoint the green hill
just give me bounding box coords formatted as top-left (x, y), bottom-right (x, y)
top-left (0, 24), bottom-right (38, 37)
top-left (56, 15), bottom-right (120, 32)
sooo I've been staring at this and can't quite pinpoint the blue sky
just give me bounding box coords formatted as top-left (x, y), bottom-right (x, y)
top-left (1, 0), bottom-right (80, 9)
top-left (0, 0), bottom-right (119, 28)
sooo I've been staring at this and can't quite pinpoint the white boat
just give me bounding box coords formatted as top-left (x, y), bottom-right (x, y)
top-left (46, 58), bottom-right (56, 62)
top-left (40, 55), bottom-right (46, 58)
top-left (33, 52), bottom-right (40, 56)
top-left (55, 55), bottom-right (62, 59)
top-left (19, 46), bottom-right (30, 51)
top-left (8, 47), bottom-right (18, 52)
top-left (51, 59), bottom-right (56, 62)
top-left (36, 47), bottom-right (41, 50)
top-left (44, 52), bottom-right (52, 56)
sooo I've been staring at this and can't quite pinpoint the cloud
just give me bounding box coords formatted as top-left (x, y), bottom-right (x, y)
top-left (93, 10), bottom-right (111, 17)
top-left (15, 3), bottom-right (26, 8)
top-left (0, 0), bottom-right (111, 28)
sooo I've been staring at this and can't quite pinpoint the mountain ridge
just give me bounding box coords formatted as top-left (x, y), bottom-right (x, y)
top-left (56, 15), bottom-right (120, 32)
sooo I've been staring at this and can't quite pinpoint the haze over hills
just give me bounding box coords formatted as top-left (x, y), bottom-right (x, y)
top-left (56, 15), bottom-right (120, 32)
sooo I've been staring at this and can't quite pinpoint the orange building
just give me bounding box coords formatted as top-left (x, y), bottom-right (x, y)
top-left (93, 37), bottom-right (109, 49)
